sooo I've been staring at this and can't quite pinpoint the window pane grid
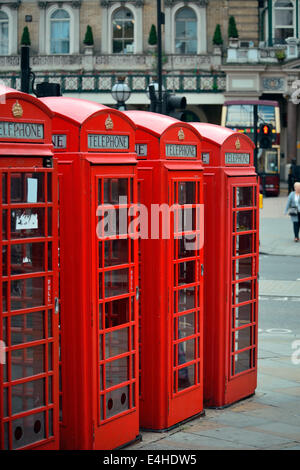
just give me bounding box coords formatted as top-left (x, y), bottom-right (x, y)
top-left (1, 168), bottom-right (57, 449)
top-left (230, 184), bottom-right (258, 378)
top-left (171, 180), bottom-right (202, 396)
top-left (95, 176), bottom-right (137, 426)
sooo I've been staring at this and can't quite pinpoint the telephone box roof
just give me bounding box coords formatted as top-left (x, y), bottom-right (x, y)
top-left (190, 122), bottom-right (255, 148)
top-left (124, 110), bottom-right (179, 137)
top-left (40, 97), bottom-right (109, 126)
top-left (0, 85), bottom-right (53, 117)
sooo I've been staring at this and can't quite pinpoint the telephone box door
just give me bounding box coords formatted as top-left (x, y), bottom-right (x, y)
top-left (90, 166), bottom-right (139, 449)
top-left (227, 176), bottom-right (259, 403)
top-left (0, 161), bottom-right (59, 450)
top-left (169, 175), bottom-right (204, 425)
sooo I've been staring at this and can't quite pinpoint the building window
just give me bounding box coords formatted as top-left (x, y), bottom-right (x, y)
top-left (112, 7), bottom-right (134, 54)
top-left (274, 0), bottom-right (295, 43)
top-left (0, 11), bottom-right (9, 55)
top-left (50, 9), bottom-right (70, 54)
top-left (175, 7), bottom-right (197, 54)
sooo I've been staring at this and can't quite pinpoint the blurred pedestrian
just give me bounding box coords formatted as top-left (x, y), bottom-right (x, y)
top-left (285, 182), bottom-right (300, 242)
top-left (288, 159), bottom-right (297, 194)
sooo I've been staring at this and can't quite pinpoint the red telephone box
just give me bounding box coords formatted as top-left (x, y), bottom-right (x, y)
top-left (39, 97), bottom-right (139, 450)
top-left (124, 111), bottom-right (204, 431)
top-left (190, 123), bottom-right (259, 408)
top-left (0, 87), bottom-right (59, 449)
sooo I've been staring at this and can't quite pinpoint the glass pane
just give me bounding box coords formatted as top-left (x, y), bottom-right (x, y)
top-left (177, 207), bottom-right (196, 232)
top-left (178, 287), bottom-right (195, 312)
top-left (234, 281), bottom-right (253, 305)
top-left (178, 313), bottom-right (195, 339)
top-left (178, 364), bottom-right (195, 391)
top-left (105, 298), bottom-right (129, 328)
top-left (2, 209), bottom-right (7, 239)
top-left (10, 173), bottom-right (44, 204)
top-left (2, 245), bottom-right (7, 276)
top-left (47, 173), bottom-right (52, 202)
top-left (234, 303), bottom-right (252, 328)
top-left (11, 379), bottom-right (45, 415)
top-left (275, 10), bottom-right (293, 26)
top-left (236, 211), bottom-right (253, 232)
top-left (3, 387), bottom-right (8, 417)
top-left (105, 327), bottom-right (129, 359)
top-left (105, 239), bottom-right (128, 267)
top-left (3, 281), bottom-right (7, 312)
top-left (104, 178), bottom-right (128, 204)
top-left (11, 311), bottom-right (45, 345)
top-left (104, 269), bottom-right (129, 298)
top-left (178, 261), bottom-right (195, 286)
top-left (178, 338), bottom-right (195, 365)
top-left (178, 182), bottom-right (196, 204)
top-left (11, 411), bottom-right (46, 450)
top-left (235, 327), bottom-right (252, 351)
top-left (2, 173), bottom-right (7, 203)
top-left (234, 257), bottom-right (253, 280)
top-left (10, 277), bottom-right (44, 311)
top-left (106, 385), bottom-right (129, 419)
top-left (177, 237), bottom-right (197, 259)
top-left (11, 243), bottom-right (45, 275)
top-left (11, 345), bottom-right (45, 380)
top-left (11, 208), bottom-right (45, 239)
top-left (236, 187), bottom-right (253, 207)
top-left (235, 234), bottom-right (253, 256)
top-left (235, 350), bottom-right (251, 374)
top-left (106, 357), bottom-right (129, 388)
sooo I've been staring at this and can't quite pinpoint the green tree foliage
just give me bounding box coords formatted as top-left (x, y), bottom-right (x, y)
top-left (228, 16), bottom-right (239, 38)
top-left (148, 24), bottom-right (158, 45)
top-left (213, 24), bottom-right (223, 45)
top-left (83, 25), bottom-right (94, 46)
top-left (21, 26), bottom-right (31, 46)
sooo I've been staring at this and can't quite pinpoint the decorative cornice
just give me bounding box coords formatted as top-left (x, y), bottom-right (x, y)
top-left (0, 1), bottom-right (21, 9)
top-left (38, 0), bottom-right (81, 9)
top-left (165, 0), bottom-right (208, 7)
top-left (100, 0), bottom-right (144, 8)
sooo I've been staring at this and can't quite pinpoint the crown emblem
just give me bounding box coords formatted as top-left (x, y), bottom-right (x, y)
top-left (12, 100), bottom-right (23, 118)
top-left (178, 128), bottom-right (185, 141)
top-left (105, 115), bottom-right (114, 130)
top-left (235, 138), bottom-right (241, 150)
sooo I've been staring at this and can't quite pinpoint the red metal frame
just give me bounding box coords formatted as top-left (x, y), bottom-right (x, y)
top-left (39, 97), bottom-right (139, 450)
top-left (125, 111), bottom-right (204, 431)
top-left (0, 88), bottom-right (59, 450)
top-left (190, 122), bottom-right (259, 408)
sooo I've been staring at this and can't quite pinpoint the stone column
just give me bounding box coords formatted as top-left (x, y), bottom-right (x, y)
top-left (287, 98), bottom-right (297, 163)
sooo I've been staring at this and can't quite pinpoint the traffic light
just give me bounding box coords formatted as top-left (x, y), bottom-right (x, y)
top-left (258, 123), bottom-right (273, 149)
top-left (163, 92), bottom-right (187, 120)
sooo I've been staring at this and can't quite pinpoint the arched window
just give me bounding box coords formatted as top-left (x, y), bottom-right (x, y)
top-left (175, 7), bottom-right (197, 54)
top-left (274, 0), bottom-right (295, 43)
top-left (0, 11), bottom-right (9, 55)
top-left (112, 7), bottom-right (134, 54)
top-left (50, 9), bottom-right (70, 54)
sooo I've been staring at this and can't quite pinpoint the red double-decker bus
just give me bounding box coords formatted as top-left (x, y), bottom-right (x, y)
top-left (221, 100), bottom-right (281, 196)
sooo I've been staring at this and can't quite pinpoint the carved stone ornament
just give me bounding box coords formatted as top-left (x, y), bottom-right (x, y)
top-left (165, 0), bottom-right (208, 7)
top-left (105, 114), bottom-right (114, 130)
top-left (235, 138), bottom-right (241, 150)
top-left (178, 128), bottom-right (185, 141)
top-left (100, 0), bottom-right (144, 7)
top-left (12, 100), bottom-right (23, 118)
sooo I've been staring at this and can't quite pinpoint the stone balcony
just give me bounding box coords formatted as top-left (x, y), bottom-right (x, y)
top-left (0, 52), bottom-right (222, 73)
top-left (226, 38), bottom-right (300, 64)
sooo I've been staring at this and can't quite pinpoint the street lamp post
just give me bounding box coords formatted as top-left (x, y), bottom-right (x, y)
top-left (111, 78), bottom-right (131, 110)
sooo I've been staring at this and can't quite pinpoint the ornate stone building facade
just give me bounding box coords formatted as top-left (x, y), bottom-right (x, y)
top-left (0, 0), bottom-right (300, 170)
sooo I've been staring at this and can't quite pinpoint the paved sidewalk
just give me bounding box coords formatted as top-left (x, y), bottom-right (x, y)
top-left (259, 189), bottom-right (300, 257)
